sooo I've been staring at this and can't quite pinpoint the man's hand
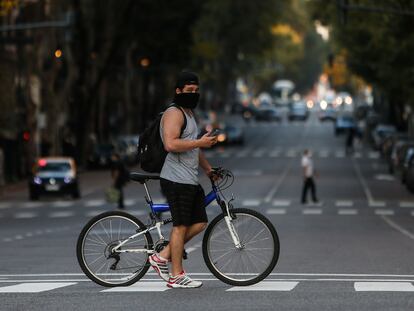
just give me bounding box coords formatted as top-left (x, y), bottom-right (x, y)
top-left (198, 132), bottom-right (217, 148)
top-left (207, 168), bottom-right (221, 182)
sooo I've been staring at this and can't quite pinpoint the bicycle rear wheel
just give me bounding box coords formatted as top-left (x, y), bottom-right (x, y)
top-left (202, 208), bottom-right (279, 286)
top-left (76, 211), bottom-right (153, 287)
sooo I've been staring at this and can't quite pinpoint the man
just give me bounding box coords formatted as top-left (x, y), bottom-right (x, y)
top-left (301, 149), bottom-right (319, 204)
top-left (110, 153), bottom-right (128, 209)
top-left (149, 71), bottom-right (217, 288)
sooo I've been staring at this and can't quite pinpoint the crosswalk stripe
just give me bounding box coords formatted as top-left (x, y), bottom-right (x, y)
top-left (303, 209), bottom-right (322, 215)
top-left (101, 282), bottom-right (168, 292)
top-left (124, 199), bottom-right (136, 207)
top-left (354, 282), bottom-right (414, 292)
top-left (85, 210), bottom-right (105, 217)
top-left (242, 200), bottom-right (261, 207)
top-left (0, 282), bottom-right (77, 293)
top-left (399, 202), bottom-right (414, 208)
top-left (226, 281), bottom-right (299, 291)
top-left (353, 152), bottom-right (362, 158)
top-left (375, 209), bottom-right (394, 216)
top-left (369, 201), bottom-right (386, 207)
top-left (272, 200), bottom-right (291, 207)
top-left (84, 200), bottom-right (105, 207)
top-left (335, 151), bottom-right (345, 158)
top-left (338, 209), bottom-right (358, 215)
top-left (266, 208), bottom-right (286, 215)
top-left (0, 203), bottom-right (11, 209)
top-left (368, 152), bottom-right (380, 159)
top-left (22, 202), bottom-right (42, 209)
top-left (52, 201), bottom-right (74, 208)
top-left (14, 212), bottom-right (37, 219)
top-left (335, 200), bottom-right (354, 207)
top-left (49, 211), bottom-right (74, 218)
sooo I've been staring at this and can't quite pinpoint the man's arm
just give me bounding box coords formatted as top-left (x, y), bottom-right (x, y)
top-left (199, 150), bottom-right (213, 176)
top-left (162, 108), bottom-right (216, 152)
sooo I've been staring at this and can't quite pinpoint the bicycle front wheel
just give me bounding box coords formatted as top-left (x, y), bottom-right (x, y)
top-left (202, 208), bottom-right (280, 286)
top-left (76, 211), bottom-right (153, 287)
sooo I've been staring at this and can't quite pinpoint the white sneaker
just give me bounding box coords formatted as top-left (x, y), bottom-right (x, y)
top-left (167, 271), bottom-right (203, 289)
top-left (149, 254), bottom-right (169, 282)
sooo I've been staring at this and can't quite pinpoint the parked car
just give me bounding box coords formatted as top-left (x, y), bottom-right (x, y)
top-left (255, 106), bottom-right (282, 122)
top-left (389, 141), bottom-right (414, 178)
top-left (400, 147), bottom-right (414, 184)
top-left (334, 115), bottom-right (356, 136)
top-left (221, 124), bottom-right (245, 145)
top-left (87, 143), bottom-right (115, 168)
top-left (371, 124), bottom-right (397, 150)
top-left (288, 101), bottom-right (308, 121)
top-left (115, 135), bottom-right (139, 165)
top-left (319, 103), bottom-right (337, 122)
top-left (381, 134), bottom-right (409, 171)
top-left (28, 157), bottom-right (80, 200)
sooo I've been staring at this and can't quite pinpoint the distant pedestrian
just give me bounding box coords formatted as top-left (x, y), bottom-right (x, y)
top-left (345, 127), bottom-right (356, 154)
top-left (110, 153), bottom-right (128, 209)
top-left (301, 149), bottom-right (319, 204)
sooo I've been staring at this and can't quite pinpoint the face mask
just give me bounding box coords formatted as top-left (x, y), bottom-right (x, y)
top-left (174, 92), bottom-right (200, 109)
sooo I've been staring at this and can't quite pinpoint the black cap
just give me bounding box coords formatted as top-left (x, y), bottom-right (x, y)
top-left (175, 71), bottom-right (199, 89)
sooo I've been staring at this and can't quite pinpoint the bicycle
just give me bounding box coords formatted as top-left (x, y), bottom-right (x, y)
top-left (76, 168), bottom-right (280, 287)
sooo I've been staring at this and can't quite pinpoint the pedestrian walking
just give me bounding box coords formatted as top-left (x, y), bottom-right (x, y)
top-left (110, 153), bottom-right (128, 209)
top-left (301, 149), bottom-right (319, 204)
top-left (148, 70), bottom-right (218, 289)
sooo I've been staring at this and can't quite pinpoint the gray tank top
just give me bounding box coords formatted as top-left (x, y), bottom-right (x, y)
top-left (160, 106), bottom-right (199, 185)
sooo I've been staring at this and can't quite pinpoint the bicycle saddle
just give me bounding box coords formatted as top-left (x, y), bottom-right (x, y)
top-left (129, 172), bottom-right (160, 184)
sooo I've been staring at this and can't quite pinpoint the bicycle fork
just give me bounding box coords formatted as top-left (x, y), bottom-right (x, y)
top-left (221, 199), bottom-right (243, 249)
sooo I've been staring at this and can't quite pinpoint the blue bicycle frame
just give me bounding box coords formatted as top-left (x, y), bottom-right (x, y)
top-left (149, 184), bottom-right (220, 214)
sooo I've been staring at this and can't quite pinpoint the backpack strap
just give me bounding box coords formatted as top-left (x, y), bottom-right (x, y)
top-left (168, 104), bottom-right (187, 137)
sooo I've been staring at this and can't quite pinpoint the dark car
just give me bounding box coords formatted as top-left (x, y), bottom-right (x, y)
top-left (115, 135), bottom-right (139, 166)
top-left (334, 115), bottom-right (356, 136)
top-left (400, 147), bottom-right (414, 185)
top-left (389, 141), bottom-right (414, 178)
top-left (288, 102), bottom-right (308, 121)
top-left (255, 106), bottom-right (282, 122)
top-left (221, 124), bottom-right (245, 145)
top-left (371, 124), bottom-right (397, 150)
top-left (319, 103), bottom-right (337, 122)
top-left (87, 143), bottom-right (115, 168)
top-left (28, 157), bottom-right (80, 200)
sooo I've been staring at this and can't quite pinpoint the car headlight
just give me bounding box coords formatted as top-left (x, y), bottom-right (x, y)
top-left (33, 177), bottom-right (42, 185)
top-left (64, 177), bottom-right (73, 184)
top-left (217, 134), bottom-right (226, 142)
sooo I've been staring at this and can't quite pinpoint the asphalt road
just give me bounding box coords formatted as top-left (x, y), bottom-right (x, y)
top-left (1, 112), bottom-right (414, 311)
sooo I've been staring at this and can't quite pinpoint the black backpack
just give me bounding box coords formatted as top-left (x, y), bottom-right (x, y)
top-left (137, 105), bottom-right (187, 173)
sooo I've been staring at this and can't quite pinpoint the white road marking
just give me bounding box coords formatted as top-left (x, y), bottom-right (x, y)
top-left (411, 211), bottom-right (414, 217)
top-left (84, 200), bottom-right (105, 207)
top-left (352, 159), bottom-right (374, 203)
top-left (354, 282), bottom-right (414, 292)
top-left (14, 212), bottom-right (37, 219)
top-left (49, 211), bottom-right (74, 218)
top-left (0, 203), bottom-right (11, 209)
top-left (375, 209), bottom-right (394, 216)
top-left (381, 216), bottom-right (414, 240)
top-left (369, 201), bottom-right (386, 207)
top-left (338, 209), bottom-right (358, 215)
top-left (232, 170), bottom-right (263, 177)
top-left (124, 199), bottom-right (136, 207)
top-left (266, 208), bottom-right (286, 215)
top-left (303, 209), bottom-right (322, 215)
top-left (335, 200), bottom-right (354, 207)
top-left (286, 150), bottom-right (297, 158)
top-left (319, 151), bottom-right (329, 158)
top-left (335, 151), bottom-right (345, 158)
top-left (272, 200), bottom-right (291, 207)
top-left (101, 282), bottom-right (168, 292)
top-left (264, 160), bottom-right (294, 203)
top-left (85, 210), bottom-right (105, 217)
top-left (368, 152), bottom-right (380, 159)
top-left (22, 202), bottom-right (42, 209)
top-left (269, 150), bottom-right (280, 157)
top-left (399, 201), bottom-right (414, 208)
top-left (353, 152), bottom-right (362, 159)
top-left (52, 201), bottom-right (74, 208)
top-left (0, 282), bottom-right (77, 293)
top-left (128, 210), bottom-right (147, 217)
top-left (375, 174), bottom-right (395, 181)
top-left (227, 281), bottom-right (299, 292)
top-left (242, 200), bottom-right (261, 207)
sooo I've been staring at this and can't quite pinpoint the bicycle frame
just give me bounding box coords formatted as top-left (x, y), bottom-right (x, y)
top-left (112, 180), bottom-right (242, 254)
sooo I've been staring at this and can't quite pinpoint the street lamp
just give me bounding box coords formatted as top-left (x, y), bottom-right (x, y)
top-left (54, 48), bottom-right (62, 58)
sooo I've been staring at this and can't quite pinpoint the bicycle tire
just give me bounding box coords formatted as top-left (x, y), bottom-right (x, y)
top-left (76, 211), bottom-right (153, 287)
top-left (202, 208), bottom-right (280, 286)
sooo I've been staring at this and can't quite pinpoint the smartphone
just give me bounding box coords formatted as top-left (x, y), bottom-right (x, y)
top-left (208, 129), bottom-right (220, 137)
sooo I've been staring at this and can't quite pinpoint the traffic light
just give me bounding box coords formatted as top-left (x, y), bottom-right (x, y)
top-left (22, 131), bottom-right (30, 141)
